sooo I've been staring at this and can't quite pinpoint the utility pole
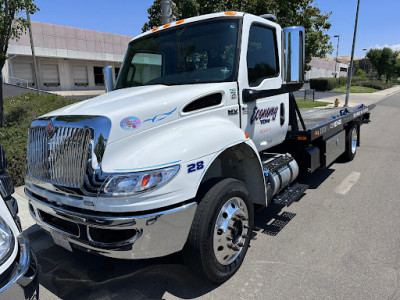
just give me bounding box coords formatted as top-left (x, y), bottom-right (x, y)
top-left (334, 35), bottom-right (340, 78)
top-left (345, 0), bottom-right (361, 107)
top-left (26, 11), bottom-right (40, 94)
top-left (161, 0), bottom-right (175, 25)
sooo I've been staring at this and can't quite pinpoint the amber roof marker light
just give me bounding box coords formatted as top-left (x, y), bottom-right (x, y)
top-left (225, 12), bottom-right (237, 16)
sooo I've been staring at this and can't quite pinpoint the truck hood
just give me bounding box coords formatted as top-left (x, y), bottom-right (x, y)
top-left (43, 83), bottom-right (231, 144)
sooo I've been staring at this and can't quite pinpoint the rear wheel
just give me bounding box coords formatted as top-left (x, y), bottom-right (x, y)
top-left (183, 178), bottom-right (254, 283)
top-left (343, 125), bottom-right (358, 161)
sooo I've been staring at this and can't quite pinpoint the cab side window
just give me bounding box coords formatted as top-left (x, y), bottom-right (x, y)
top-left (247, 25), bottom-right (279, 87)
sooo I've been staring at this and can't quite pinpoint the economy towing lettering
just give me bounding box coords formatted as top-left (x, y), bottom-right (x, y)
top-left (250, 106), bottom-right (279, 125)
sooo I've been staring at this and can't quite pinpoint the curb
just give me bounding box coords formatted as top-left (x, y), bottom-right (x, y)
top-left (314, 86), bottom-right (400, 108)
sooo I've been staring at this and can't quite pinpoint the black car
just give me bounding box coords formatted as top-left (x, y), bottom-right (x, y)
top-left (0, 146), bottom-right (39, 300)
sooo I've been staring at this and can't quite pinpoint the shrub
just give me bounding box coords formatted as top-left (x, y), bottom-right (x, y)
top-left (360, 80), bottom-right (392, 90)
top-left (310, 77), bottom-right (339, 91)
top-left (356, 69), bottom-right (366, 78)
top-left (311, 76), bottom-right (397, 93)
top-left (0, 93), bottom-right (80, 186)
top-left (351, 76), bottom-right (365, 85)
top-left (338, 76), bottom-right (348, 85)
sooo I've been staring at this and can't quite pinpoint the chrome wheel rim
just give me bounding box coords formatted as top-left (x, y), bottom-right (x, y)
top-left (213, 197), bottom-right (249, 265)
top-left (351, 128), bottom-right (358, 154)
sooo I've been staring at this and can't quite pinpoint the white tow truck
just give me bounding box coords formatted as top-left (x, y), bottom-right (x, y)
top-left (25, 12), bottom-right (372, 282)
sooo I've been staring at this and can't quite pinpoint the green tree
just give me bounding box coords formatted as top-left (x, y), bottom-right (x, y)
top-left (395, 58), bottom-right (400, 79)
top-left (367, 47), bottom-right (398, 82)
top-left (387, 51), bottom-right (399, 82)
top-left (142, 0), bottom-right (162, 32)
top-left (366, 49), bottom-right (382, 79)
top-left (0, 0), bottom-right (38, 127)
top-left (142, 0), bottom-right (333, 68)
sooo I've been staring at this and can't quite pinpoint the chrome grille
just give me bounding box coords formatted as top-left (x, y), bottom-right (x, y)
top-left (27, 126), bottom-right (92, 188)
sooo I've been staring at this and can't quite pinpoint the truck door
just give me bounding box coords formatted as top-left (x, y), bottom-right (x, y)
top-left (238, 18), bottom-right (288, 152)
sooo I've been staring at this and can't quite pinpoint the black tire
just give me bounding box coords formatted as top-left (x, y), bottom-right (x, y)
top-left (343, 125), bottom-right (358, 161)
top-left (183, 178), bottom-right (254, 283)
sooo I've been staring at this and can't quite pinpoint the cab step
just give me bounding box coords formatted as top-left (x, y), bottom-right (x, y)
top-left (262, 154), bottom-right (294, 173)
top-left (273, 182), bottom-right (308, 206)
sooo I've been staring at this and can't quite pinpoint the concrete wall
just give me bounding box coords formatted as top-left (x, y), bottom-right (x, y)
top-left (8, 21), bottom-right (131, 61)
top-left (305, 57), bottom-right (349, 81)
top-left (4, 21), bottom-right (131, 91)
top-left (5, 56), bottom-right (122, 91)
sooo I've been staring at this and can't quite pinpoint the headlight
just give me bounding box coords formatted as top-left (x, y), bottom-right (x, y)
top-left (0, 216), bottom-right (15, 266)
top-left (102, 165), bottom-right (180, 197)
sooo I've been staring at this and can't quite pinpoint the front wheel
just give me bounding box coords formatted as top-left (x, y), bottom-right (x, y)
top-left (183, 178), bottom-right (254, 283)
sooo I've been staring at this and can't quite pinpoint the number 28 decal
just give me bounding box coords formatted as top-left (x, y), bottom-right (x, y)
top-left (187, 161), bottom-right (204, 173)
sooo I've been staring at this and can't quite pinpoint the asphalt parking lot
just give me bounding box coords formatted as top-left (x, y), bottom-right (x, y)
top-left (14, 91), bottom-right (400, 299)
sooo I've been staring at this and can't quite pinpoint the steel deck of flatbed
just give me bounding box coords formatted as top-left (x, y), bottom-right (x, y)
top-left (287, 104), bottom-right (373, 141)
top-left (300, 107), bottom-right (349, 129)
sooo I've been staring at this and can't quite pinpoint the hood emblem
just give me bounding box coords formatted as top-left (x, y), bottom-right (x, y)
top-left (46, 119), bottom-right (56, 138)
top-left (120, 116), bottom-right (141, 131)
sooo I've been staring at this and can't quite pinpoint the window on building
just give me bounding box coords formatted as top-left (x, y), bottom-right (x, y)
top-left (41, 64), bottom-right (60, 87)
top-left (94, 66), bottom-right (104, 86)
top-left (73, 65), bottom-right (88, 87)
top-left (115, 67), bottom-right (120, 80)
top-left (12, 62), bottom-right (35, 86)
top-left (247, 25), bottom-right (279, 87)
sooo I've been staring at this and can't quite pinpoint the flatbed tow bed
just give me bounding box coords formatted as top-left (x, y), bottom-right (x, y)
top-left (287, 98), bottom-right (374, 141)
top-left (280, 94), bottom-right (375, 172)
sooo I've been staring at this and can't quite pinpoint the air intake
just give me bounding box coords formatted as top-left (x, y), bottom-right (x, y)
top-left (183, 93), bottom-right (223, 113)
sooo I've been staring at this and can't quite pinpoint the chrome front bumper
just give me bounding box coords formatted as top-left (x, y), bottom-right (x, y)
top-left (25, 187), bottom-right (197, 259)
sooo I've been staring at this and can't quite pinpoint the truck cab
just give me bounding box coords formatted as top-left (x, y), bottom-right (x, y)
top-left (25, 12), bottom-right (371, 283)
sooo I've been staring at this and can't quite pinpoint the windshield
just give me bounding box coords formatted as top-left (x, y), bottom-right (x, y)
top-left (115, 18), bottom-right (240, 89)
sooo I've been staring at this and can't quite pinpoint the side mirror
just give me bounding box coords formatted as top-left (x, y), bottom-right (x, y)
top-left (283, 26), bottom-right (305, 84)
top-left (103, 66), bottom-right (114, 93)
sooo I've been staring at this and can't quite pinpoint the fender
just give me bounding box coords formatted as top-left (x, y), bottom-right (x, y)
top-left (194, 138), bottom-right (267, 206)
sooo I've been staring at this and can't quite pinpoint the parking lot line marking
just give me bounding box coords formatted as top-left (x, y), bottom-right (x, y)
top-left (334, 171), bottom-right (361, 195)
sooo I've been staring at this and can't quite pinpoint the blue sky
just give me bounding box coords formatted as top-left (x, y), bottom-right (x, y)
top-left (30, 0), bottom-right (399, 58)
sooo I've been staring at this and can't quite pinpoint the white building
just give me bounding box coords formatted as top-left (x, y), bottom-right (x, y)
top-left (2, 21), bottom-right (132, 91)
top-left (305, 57), bottom-right (349, 81)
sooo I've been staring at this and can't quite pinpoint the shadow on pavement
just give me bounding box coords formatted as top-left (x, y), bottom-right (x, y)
top-left (297, 168), bottom-right (335, 189)
top-left (253, 167), bottom-right (335, 237)
top-left (21, 168), bottom-right (337, 299)
top-left (23, 226), bottom-right (218, 300)
top-left (254, 204), bottom-right (297, 237)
